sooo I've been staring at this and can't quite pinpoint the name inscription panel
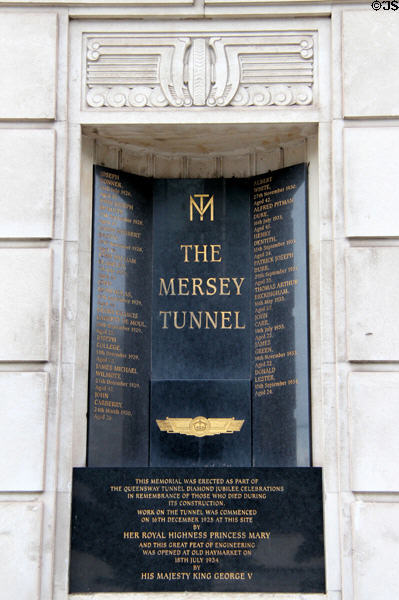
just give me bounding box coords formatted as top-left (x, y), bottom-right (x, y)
top-left (88, 168), bottom-right (152, 466)
top-left (69, 467), bottom-right (325, 593)
top-left (251, 164), bottom-right (310, 467)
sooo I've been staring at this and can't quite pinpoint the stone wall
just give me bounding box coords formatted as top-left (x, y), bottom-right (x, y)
top-left (0, 3), bottom-right (397, 600)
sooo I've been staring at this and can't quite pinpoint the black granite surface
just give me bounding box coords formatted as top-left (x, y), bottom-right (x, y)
top-left (152, 177), bottom-right (251, 380)
top-left (150, 380), bottom-right (251, 467)
top-left (251, 164), bottom-right (310, 467)
top-left (87, 165), bottom-right (311, 470)
top-left (87, 166), bottom-right (152, 466)
top-left (69, 467), bottom-right (325, 593)
top-left (80, 166), bottom-right (323, 594)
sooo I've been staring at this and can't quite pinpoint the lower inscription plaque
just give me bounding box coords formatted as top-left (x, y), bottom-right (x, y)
top-left (69, 467), bottom-right (325, 593)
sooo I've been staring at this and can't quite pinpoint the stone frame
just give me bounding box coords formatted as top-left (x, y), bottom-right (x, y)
top-left (57, 14), bottom-right (335, 600)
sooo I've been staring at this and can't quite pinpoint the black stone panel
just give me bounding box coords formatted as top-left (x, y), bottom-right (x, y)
top-left (151, 178), bottom-right (251, 380)
top-left (150, 380), bottom-right (251, 467)
top-left (87, 165), bottom-right (312, 470)
top-left (87, 166), bottom-right (152, 467)
top-left (69, 467), bottom-right (325, 594)
top-left (251, 164), bottom-right (310, 467)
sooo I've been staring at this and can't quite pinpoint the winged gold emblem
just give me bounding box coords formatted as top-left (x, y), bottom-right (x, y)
top-left (156, 416), bottom-right (244, 438)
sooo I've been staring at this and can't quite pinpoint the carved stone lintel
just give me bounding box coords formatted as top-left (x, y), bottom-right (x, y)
top-left (85, 34), bottom-right (314, 109)
top-left (87, 85), bottom-right (169, 108)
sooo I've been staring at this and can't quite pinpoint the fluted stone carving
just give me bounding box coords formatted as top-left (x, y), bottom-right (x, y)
top-left (85, 34), bottom-right (314, 109)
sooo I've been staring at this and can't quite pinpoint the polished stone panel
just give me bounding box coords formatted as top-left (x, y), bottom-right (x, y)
top-left (150, 380), bottom-right (251, 467)
top-left (150, 177), bottom-right (251, 468)
top-left (152, 177), bottom-right (251, 380)
top-left (87, 165), bottom-right (311, 469)
top-left (251, 164), bottom-right (310, 467)
top-left (69, 467), bottom-right (324, 594)
top-left (87, 166), bottom-right (152, 466)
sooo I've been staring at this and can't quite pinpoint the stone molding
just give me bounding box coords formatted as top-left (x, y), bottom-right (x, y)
top-left (85, 33), bottom-right (314, 109)
top-left (1, 0), bottom-right (367, 2)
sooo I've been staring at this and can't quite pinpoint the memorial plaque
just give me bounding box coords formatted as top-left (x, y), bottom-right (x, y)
top-left (88, 165), bottom-right (310, 468)
top-left (77, 163), bottom-right (324, 594)
top-left (69, 467), bottom-right (325, 593)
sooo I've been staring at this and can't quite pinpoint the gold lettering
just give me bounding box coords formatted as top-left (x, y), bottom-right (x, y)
top-left (189, 311), bottom-right (202, 329)
top-left (210, 244), bottom-right (222, 262)
top-left (178, 278), bottom-right (190, 295)
top-left (180, 244), bottom-right (192, 262)
top-left (206, 278), bottom-right (217, 295)
top-left (204, 312), bottom-right (218, 329)
top-left (232, 277), bottom-right (245, 295)
top-left (194, 245), bottom-right (208, 263)
top-left (180, 244), bottom-right (221, 263)
top-left (192, 278), bottom-right (204, 296)
top-left (159, 277), bottom-right (246, 296)
top-left (190, 194), bottom-right (214, 221)
top-left (234, 311), bottom-right (245, 329)
top-left (159, 311), bottom-right (171, 328)
top-left (124, 531), bottom-right (140, 539)
top-left (219, 278), bottom-right (231, 296)
top-left (158, 310), bottom-right (246, 330)
top-left (173, 311), bottom-right (187, 329)
top-left (159, 278), bottom-right (175, 296)
top-left (220, 311), bottom-right (232, 329)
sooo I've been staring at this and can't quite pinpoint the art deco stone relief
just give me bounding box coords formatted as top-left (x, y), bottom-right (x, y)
top-left (85, 33), bottom-right (314, 109)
